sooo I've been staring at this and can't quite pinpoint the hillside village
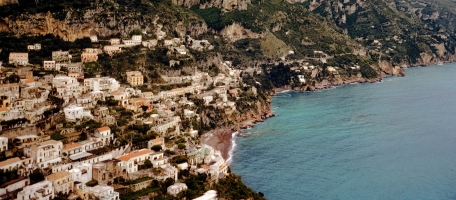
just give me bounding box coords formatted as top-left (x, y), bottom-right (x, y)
top-left (0, 32), bottom-right (267, 200)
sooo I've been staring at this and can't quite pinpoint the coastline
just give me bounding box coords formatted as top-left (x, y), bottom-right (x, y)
top-left (202, 61), bottom-right (454, 165)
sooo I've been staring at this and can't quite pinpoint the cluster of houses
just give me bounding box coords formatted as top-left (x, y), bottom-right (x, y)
top-left (0, 30), bottom-right (249, 199)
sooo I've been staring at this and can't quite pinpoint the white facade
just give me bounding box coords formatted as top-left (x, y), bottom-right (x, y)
top-left (89, 185), bottom-right (119, 200)
top-left (43, 61), bottom-right (57, 71)
top-left (24, 140), bottom-right (63, 169)
top-left (84, 77), bottom-right (120, 92)
top-left (17, 180), bottom-right (54, 200)
top-left (0, 136), bottom-right (7, 152)
top-left (52, 75), bottom-right (80, 98)
top-left (69, 163), bottom-right (93, 184)
top-left (64, 105), bottom-right (92, 121)
top-left (167, 183), bottom-right (187, 196)
top-left (90, 36), bottom-right (98, 42)
top-left (131, 35), bottom-right (142, 44)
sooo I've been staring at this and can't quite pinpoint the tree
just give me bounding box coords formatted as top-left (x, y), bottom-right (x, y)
top-left (140, 105), bottom-right (149, 112)
top-left (29, 169), bottom-right (45, 184)
top-left (79, 132), bottom-right (88, 141)
top-left (6, 74), bottom-right (20, 83)
top-left (178, 143), bottom-right (186, 150)
top-left (151, 145), bottom-right (162, 152)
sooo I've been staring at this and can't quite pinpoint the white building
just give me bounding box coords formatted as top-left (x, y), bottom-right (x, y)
top-left (90, 36), bottom-right (98, 43)
top-left (43, 60), bottom-right (57, 71)
top-left (89, 185), bottom-right (119, 200)
top-left (84, 77), bottom-right (120, 92)
top-left (167, 183), bottom-right (187, 197)
top-left (0, 157), bottom-right (22, 172)
top-left (193, 190), bottom-right (217, 200)
top-left (17, 180), bottom-right (54, 200)
top-left (103, 45), bottom-right (122, 56)
top-left (24, 140), bottom-right (63, 169)
top-left (95, 126), bottom-right (113, 145)
top-left (69, 163), bottom-right (93, 184)
top-left (0, 136), bottom-right (7, 152)
top-left (64, 105), bottom-right (93, 121)
top-left (52, 75), bottom-right (80, 98)
top-left (131, 35), bottom-right (142, 44)
top-left (8, 52), bottom-right (28, 66)
top-left (52, 50), bottom-right (71, 62)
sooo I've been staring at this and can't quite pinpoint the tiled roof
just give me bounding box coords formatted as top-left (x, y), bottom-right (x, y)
top-left (117, 149), bottom-right (153, 162)
top-left (63, 143), bottom-right (81, 150)
top-left (97, 126), bottom-right (110, 132)
top-left (151, 137), bottom-right (163, 144)
top-left (0, 157), bottom-right (21, 167)
top-left (46, 171), bottom-right (70, 181)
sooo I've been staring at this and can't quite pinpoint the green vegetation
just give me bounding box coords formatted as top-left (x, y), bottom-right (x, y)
top-left (215, 174), bottom-right (266, 199)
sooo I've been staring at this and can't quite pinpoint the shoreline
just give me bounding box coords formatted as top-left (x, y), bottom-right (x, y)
top-left (202, 62), bottom-right (453, 165)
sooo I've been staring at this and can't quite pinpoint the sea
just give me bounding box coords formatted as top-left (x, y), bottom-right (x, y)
top-left (230, 64), bottom-right (456, 200)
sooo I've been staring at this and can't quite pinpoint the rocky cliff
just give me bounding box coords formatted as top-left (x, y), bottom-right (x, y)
top-left (0, 2), bottom-right (207, 41)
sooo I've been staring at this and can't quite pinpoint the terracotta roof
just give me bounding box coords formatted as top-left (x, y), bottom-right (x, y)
top-left (0, 157), bottom-right (21, 167)
top-left (63, 143), bottom-right (81, 150)
top-left (46, 171), bottom-right (70, 181)
top-left (111, 91), bottom-right (122, 95)
top-left (0, 107), bottom-right (8, 111)
top-left (24, 79), bottom-right (34, 83)
top-left (151, 137), bottom-right (163, 144)
top-left (97, 126), bottom-right (110, 132)
top-left (117, 149), bottom-right (153, 162)
top-left (201, 164), bottom-right (210, 169)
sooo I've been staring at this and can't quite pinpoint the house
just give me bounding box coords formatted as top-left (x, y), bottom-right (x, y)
top-left (64, 105), bottom-right (92, 121)
top-left (16, 180), bottom-right (54, 200)
top-left (0, 83), bottom-right (19, 97)
top-left (117, 149), bottom-right (153, 173)
top-left (89, 185), bottom-right (119, 200)
top-left (123, 40), bottom-right (135, 46)
top-left (109, 38), bottom-right (121, 45)
top-left (142, 92), bottom-right (154, 99)
top-left (52, 75), bottom-right (80, 98)
top-left (103, 45), bottom-right (122, 56)
top-left (0, 177), bottom-right (30, 197)
top-left (52, 50), bottom-right (71, 62)
top-left (69, 163), bottom-right (92, 184)
top-left (95, 126), bottom-right (113, 145)
top-left (167, 183), bottom-right (187, 197)
top-left (67, 62), bottom-right (83, 72)
top-left (43, 61), bottom-right (57, 71)
top-left (111, 91), bottom-right (129, 106)
top-left (148, 137), bottom-right (165, 150)
top-left (46, 170), bottom-right (74, 195)
top-left (0, 157), bottom-right (21, 172)
top-left (17, 67), bottom-right (33, 79)
top-left (174, 45), bottom-right (187, 55)
top-left (203, 96), bottom-right (213, 105)
top-left (90, 36), bottom-right (98, 43)
top-left (164, 40), bottom-right (173, 46)
top-left (8, 52), bottom-right (28, 66)
top-left (126, 71), bottom-right (144, 86)
top-left (131, 35), bottom-right (142, 44)
top-left (0, 136), bottom-right (7, 152)
top-left (24, 140), bottom-right (63, 169)
top-left (81, 52), bottom-right (98, 63)
top-left (193, 190), bottom-right (217, 200)
top-left (13, 135), bottom-right (38, 147)
top-left (84, 77), bottom-right (120, 92)
top-left (27, 43), bottom-right (41, 50)
top-left (92, 159), bottom-right (121, 185)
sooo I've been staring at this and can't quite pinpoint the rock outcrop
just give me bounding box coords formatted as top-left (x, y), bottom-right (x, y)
top-left (173, 0), bottom-right (250, 12)
top-left (378, 60), bottom-right (405, 76)
top-left (220, 23), bottom-right (262, 42)
top-left (0, 9), bottom-right (207, 41)
top-left (0, 0), bottom-right (17, 6)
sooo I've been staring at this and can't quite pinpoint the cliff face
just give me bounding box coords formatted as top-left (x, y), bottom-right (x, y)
top-left (0, 0), bottom-right (17, 6)
top-left (0, 6), bottom-right (207, 41)
top-left (220, 23), bottom-right (262, 42)
top-left (173, 0), bottom-right (250, 12)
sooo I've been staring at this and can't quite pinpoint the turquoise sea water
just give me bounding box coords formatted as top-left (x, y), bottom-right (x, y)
top-left (230, 64), bottom-right (456, 200)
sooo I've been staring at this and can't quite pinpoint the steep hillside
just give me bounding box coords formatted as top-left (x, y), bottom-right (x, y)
top-left (298, 0), bottom-right (456, 65)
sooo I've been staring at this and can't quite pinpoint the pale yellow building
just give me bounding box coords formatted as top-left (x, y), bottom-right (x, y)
top-left (46, 170), bottom-right (74, 195)
top-left (126, 71), bottom-right (144, 86)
